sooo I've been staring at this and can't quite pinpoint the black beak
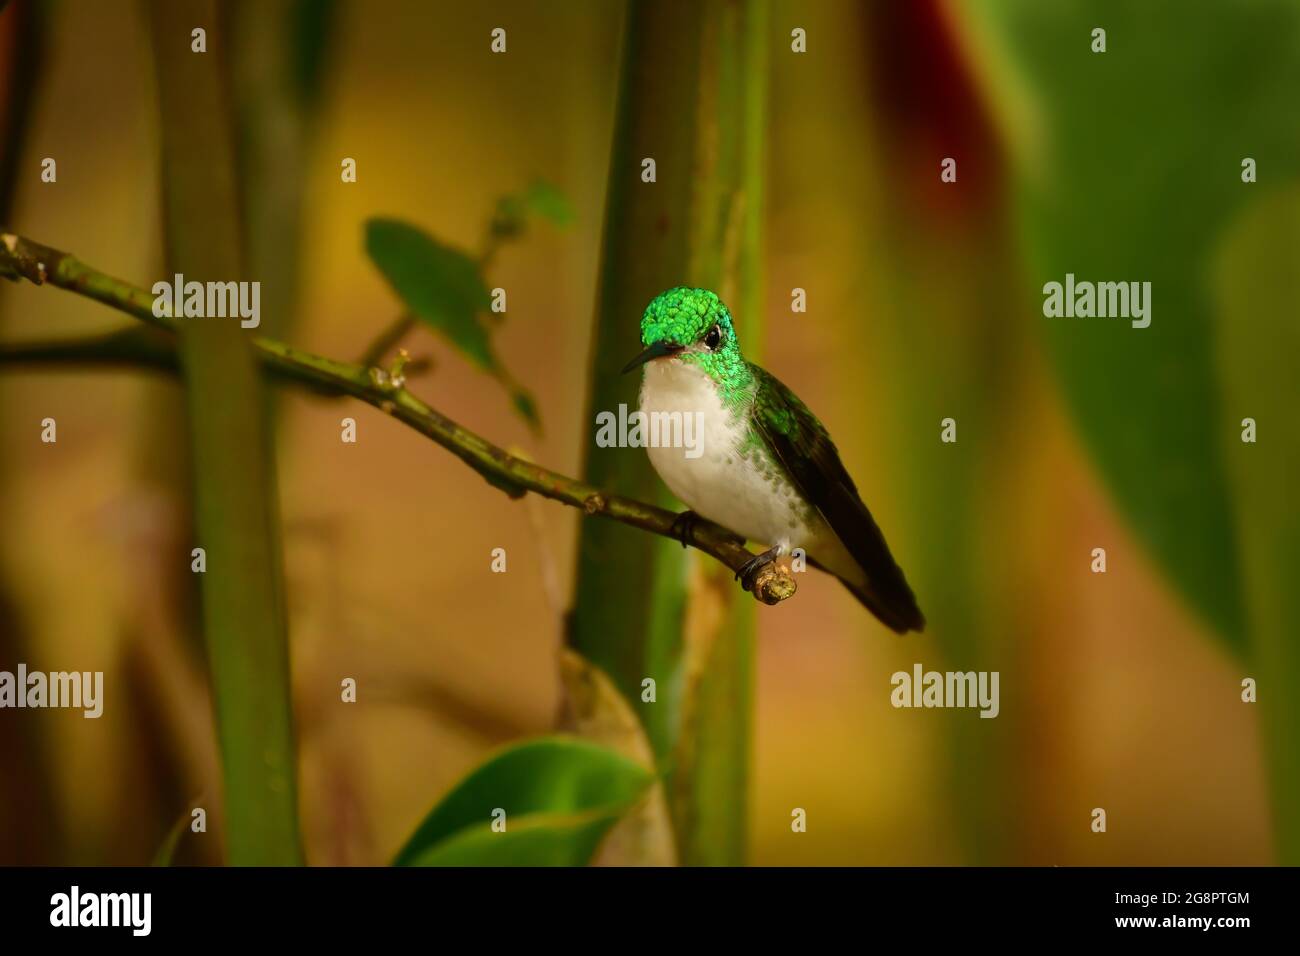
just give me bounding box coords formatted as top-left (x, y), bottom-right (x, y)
top-left (621, 340), bottom-right (684, 374)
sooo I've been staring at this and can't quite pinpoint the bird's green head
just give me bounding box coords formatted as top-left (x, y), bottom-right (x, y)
top-left (621, 287), bottom-right (746, 384)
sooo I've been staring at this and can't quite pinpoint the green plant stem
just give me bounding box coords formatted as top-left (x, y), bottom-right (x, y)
top-left (149, 0), bottom-right (300, 867)
top-left (669, 0), bottom-right (769, 869)
top-left (567, 0), bottom-right (706, 793)
top-left (0, 231), bottom-right (796, 606)
top-left (0, 327), bottom-right (180, 370)
top-left (357, 311), bottom-right (416, 368)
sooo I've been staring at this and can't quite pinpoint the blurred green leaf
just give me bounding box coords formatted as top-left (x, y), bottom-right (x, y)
top-left (366, 218), bottom-right (494, 369)
top-left (392, 736), bottom-right (653, 867)
top-left (968, 0), bottom-right (1300, 648)
top-left (1214, 190), bottom-right (1300, 862)
top-left (365, 217), bottom-right (539, 431)
top-left (491, 180), bottom-right (575, 239)
top-left (509, 388), bottom-right (539, 428)
top-left (520, 180), bottom-right (575, 227)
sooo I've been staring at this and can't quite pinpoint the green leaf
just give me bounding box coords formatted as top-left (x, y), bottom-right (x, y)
top-left (392, 736), bottom-right (653, 867)
top-left (509, 386), bottom-right (539, 431)
top-left (1213, 190), bottom-right (1300, 861)
top-left (520, 180), bottom-right (575, 227)
top-left (365, 218), bottom-right (495, 371)
top-left (490, 180), bottom-right (575, 240)
top-left (365, 217), bottom-right (542, 431)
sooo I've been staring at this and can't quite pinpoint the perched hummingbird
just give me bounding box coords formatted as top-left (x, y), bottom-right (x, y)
top-left (622, 287), bottom-right (924, 633)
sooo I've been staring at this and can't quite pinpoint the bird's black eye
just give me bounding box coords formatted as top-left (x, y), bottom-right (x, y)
top-left (704, 325), bottom-right (722, 350)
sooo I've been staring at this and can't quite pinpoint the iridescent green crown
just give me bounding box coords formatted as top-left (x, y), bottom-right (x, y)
top-left (640, 287), bottom-right (734, 346)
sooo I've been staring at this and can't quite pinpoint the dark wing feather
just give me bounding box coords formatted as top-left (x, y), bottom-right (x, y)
top-left (749, 364), bottom-right (924, 633)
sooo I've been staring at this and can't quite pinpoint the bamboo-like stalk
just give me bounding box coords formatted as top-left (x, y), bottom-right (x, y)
top-left (147, 0), bottom-right (302, 866)
top-left (232, 0), bottom-right (337, 344)
top-left (669, 0), bottom-right (769, 867)
top-left (565, 0), bottom-right (708, 772)
top-left (564, 0), bottom-right (772, 866)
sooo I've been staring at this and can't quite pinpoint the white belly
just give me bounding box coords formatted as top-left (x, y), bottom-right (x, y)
top-left (639, 359), bottom-right (819, 551)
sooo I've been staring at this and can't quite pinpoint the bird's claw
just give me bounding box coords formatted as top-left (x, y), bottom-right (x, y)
top-left (669, 510), bottom-right (701, 548)
top-left (735, 546), bottom-right (781, 592)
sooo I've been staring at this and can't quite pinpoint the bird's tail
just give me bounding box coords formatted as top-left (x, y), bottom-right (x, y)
top-left (808, 554), bottom-right (925, 634)
top-left (833, 572), bottom-right (925, 634)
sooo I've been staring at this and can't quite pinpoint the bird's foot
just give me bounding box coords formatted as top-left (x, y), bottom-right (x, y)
top-left (669, 510), bottom-right (702, 548)
top-left (735, 545), bottom-right (783, 592)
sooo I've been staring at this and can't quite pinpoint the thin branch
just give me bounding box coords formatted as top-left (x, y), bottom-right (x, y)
top-left (0, 231), bottom-right (796, 605)
top-left (356, 311), bottom-right (416, 369)
top-left (0, 327), bottom-right (179, 372)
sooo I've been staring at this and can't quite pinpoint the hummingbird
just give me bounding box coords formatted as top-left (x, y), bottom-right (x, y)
top-left (621, 287), bottom-right (924, 633)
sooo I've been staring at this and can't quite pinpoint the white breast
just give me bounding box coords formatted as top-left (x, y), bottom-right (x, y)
top-left (638, 359), bottom-right (819, 551)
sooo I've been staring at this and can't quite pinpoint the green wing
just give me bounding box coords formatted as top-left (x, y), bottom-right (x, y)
top-left (750, 363), bottom-right (924, 633)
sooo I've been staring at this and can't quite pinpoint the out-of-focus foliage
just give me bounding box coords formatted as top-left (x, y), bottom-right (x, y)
top-left (1213, 189), bottom-right (1300, 861)
top-left (490, 180), bottom-right (576, 240)
top-left (955, 0), bottom-right (1300, 861)
top-left (966, 0), bottom-right (1300, 649)
top-left (365, 216), bottom-right (540, 429)
top-left (392, 737), bottom-right (653, 866)
top-left (366, 218), bottom-right (495, 365)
